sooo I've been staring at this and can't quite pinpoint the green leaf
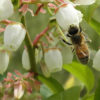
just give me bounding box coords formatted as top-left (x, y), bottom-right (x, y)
top-left (45, 86), bottom-right (80, 100)
top-left (94, 80), bottom-right (100, 100)
top-left (40, 84), bottom-right (53, 99)
top-left (89, 18), bottom-right (100, 35)
top-left (37, 75), bottom-right (64, 93)
top-left (63, 62), bottom-right (94, 92)
top-left (82, 94), bottom-right (94, 100)
top-left (85, 95), bottom-right (94, 100)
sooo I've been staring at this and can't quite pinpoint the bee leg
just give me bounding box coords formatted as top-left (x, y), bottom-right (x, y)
top-left (83, 33), bottom-right (92, 43)
top-left (66, 34), bottom-right (72, 37)
top-left (85, 39), bottom-right (92, 43)
top-left (81, 31), bottom-right (92, 43)
top-left (62, 39), bottom-right (72, 45)
top-left (72, 48), bottom-right (75, 52)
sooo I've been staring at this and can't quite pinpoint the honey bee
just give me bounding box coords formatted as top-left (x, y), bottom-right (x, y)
top-left (64, 25), bottom-right (89, 64)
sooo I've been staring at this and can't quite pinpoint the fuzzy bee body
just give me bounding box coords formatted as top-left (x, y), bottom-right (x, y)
top-left (67, 25), bottom-right (89, 64)
top-left (75, 43), bottom-right (89, 64)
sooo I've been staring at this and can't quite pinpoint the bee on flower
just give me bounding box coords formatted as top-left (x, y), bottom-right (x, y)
top-left (55, 3), bottom-right (83, 31)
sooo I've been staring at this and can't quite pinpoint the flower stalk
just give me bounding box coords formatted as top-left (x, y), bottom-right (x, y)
top-left (35, 4), bottom-right (44, 16)
top-left (21, 16), bottom-right (37, 74)
top-left (33, 26), bottom-right (49, 46)
top-left (56, 24), bottom-right (68, 43)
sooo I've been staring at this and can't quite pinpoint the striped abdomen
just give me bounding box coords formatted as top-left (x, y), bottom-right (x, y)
top-left (75, 44), bottom-right (89, 64)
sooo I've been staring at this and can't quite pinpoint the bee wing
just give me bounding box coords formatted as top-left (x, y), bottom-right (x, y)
top-left (78, 46), bottom-right (87, 56)
top-left (76, 45), bottom-right (89, 64)
top-left (81, 32), bottom-right (91, 43)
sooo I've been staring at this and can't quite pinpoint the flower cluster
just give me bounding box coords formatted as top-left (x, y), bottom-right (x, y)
top-left (0, 71), bottom-right (41, 99)
top-left (0, 23), bottom-right (26, 74)
top-left (0, 0), bottom-right (27, 74)
top-left (0, 0), bottom-right (99, 99)
top-left (0, 0), bottom-right (96, 75)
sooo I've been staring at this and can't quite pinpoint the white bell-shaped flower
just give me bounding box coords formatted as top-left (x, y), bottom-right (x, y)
top-left (0, 0), bottom-right (14, 20)
top-left (0, 51), bottom-right (9, 74)
top-left (73, 0), bottom-right (96, 5)
top-left (4, 23), bottom-right (26, 51)
top-left (14, 84), bottom-right (24, 99)
top-left (44, 49), bottom-right (63, 73)
top-left (55, 4), bottom-right (83, 31)
top-left (93, 49), bottom-right (100, 71)
top-left (22, 49), bottom-right (31, 70)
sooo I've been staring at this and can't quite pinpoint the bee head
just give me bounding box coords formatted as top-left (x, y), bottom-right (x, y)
top-left (67, 25), bottom-right (79, 37)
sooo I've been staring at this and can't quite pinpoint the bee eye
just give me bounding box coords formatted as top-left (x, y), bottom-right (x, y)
top-left (68, 26), bottom-right (79, 35)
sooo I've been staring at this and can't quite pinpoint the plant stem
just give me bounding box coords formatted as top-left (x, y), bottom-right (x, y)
top-left (47, 7), bottom-right (54, 16)
top-left (56, 24), bottom-right (68, 42)
top-left (21, 16), bottom-right (37, 74)
top-left (35, 4), bottom-right (44, 16)
top-left (33, 26), bottom-right (49, 46)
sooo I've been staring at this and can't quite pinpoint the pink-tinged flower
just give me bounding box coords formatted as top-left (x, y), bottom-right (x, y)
top-left (0, 27), bottom-right (5, 33)
top-left (1, 71), bottom-right (40, 99)
top-left (40, 0), bottom-right (54, 2)
top-left (55, 4), bottom-right (83, 31)
top-left (48, 3), bottom-right (57, 9)
top-left (0, 0), bottom-right (14, 20)
top-left (19, 4), bottom-right (34, 16)
top-left (14, 84), bottom-right (24, 99)
top-left (19, 4), bottom-right (29, 15)
top-left (4, 72), bottom-right (13, 82)
top-left (56, 0), bottom-right (65, 3)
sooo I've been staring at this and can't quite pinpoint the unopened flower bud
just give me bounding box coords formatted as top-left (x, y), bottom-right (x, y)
top-left (44, 48), bottom-right (63, 73)
top-left (35, 49), bottom-right (43, 64)
top-left (22, 49), bottom-right (31, 70)
top-left (93, 49), bottom-right (100, 71)
top-left (4, 23), bottom-right (26, 51)
top-left (55, 4), bottom-right (83, 31)
top-left (14, 84), bottom-right (24, 99)
top-left (0, 0), bottom-right (14, 20)
top-left (0, 51), bottom-right (9, 74)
